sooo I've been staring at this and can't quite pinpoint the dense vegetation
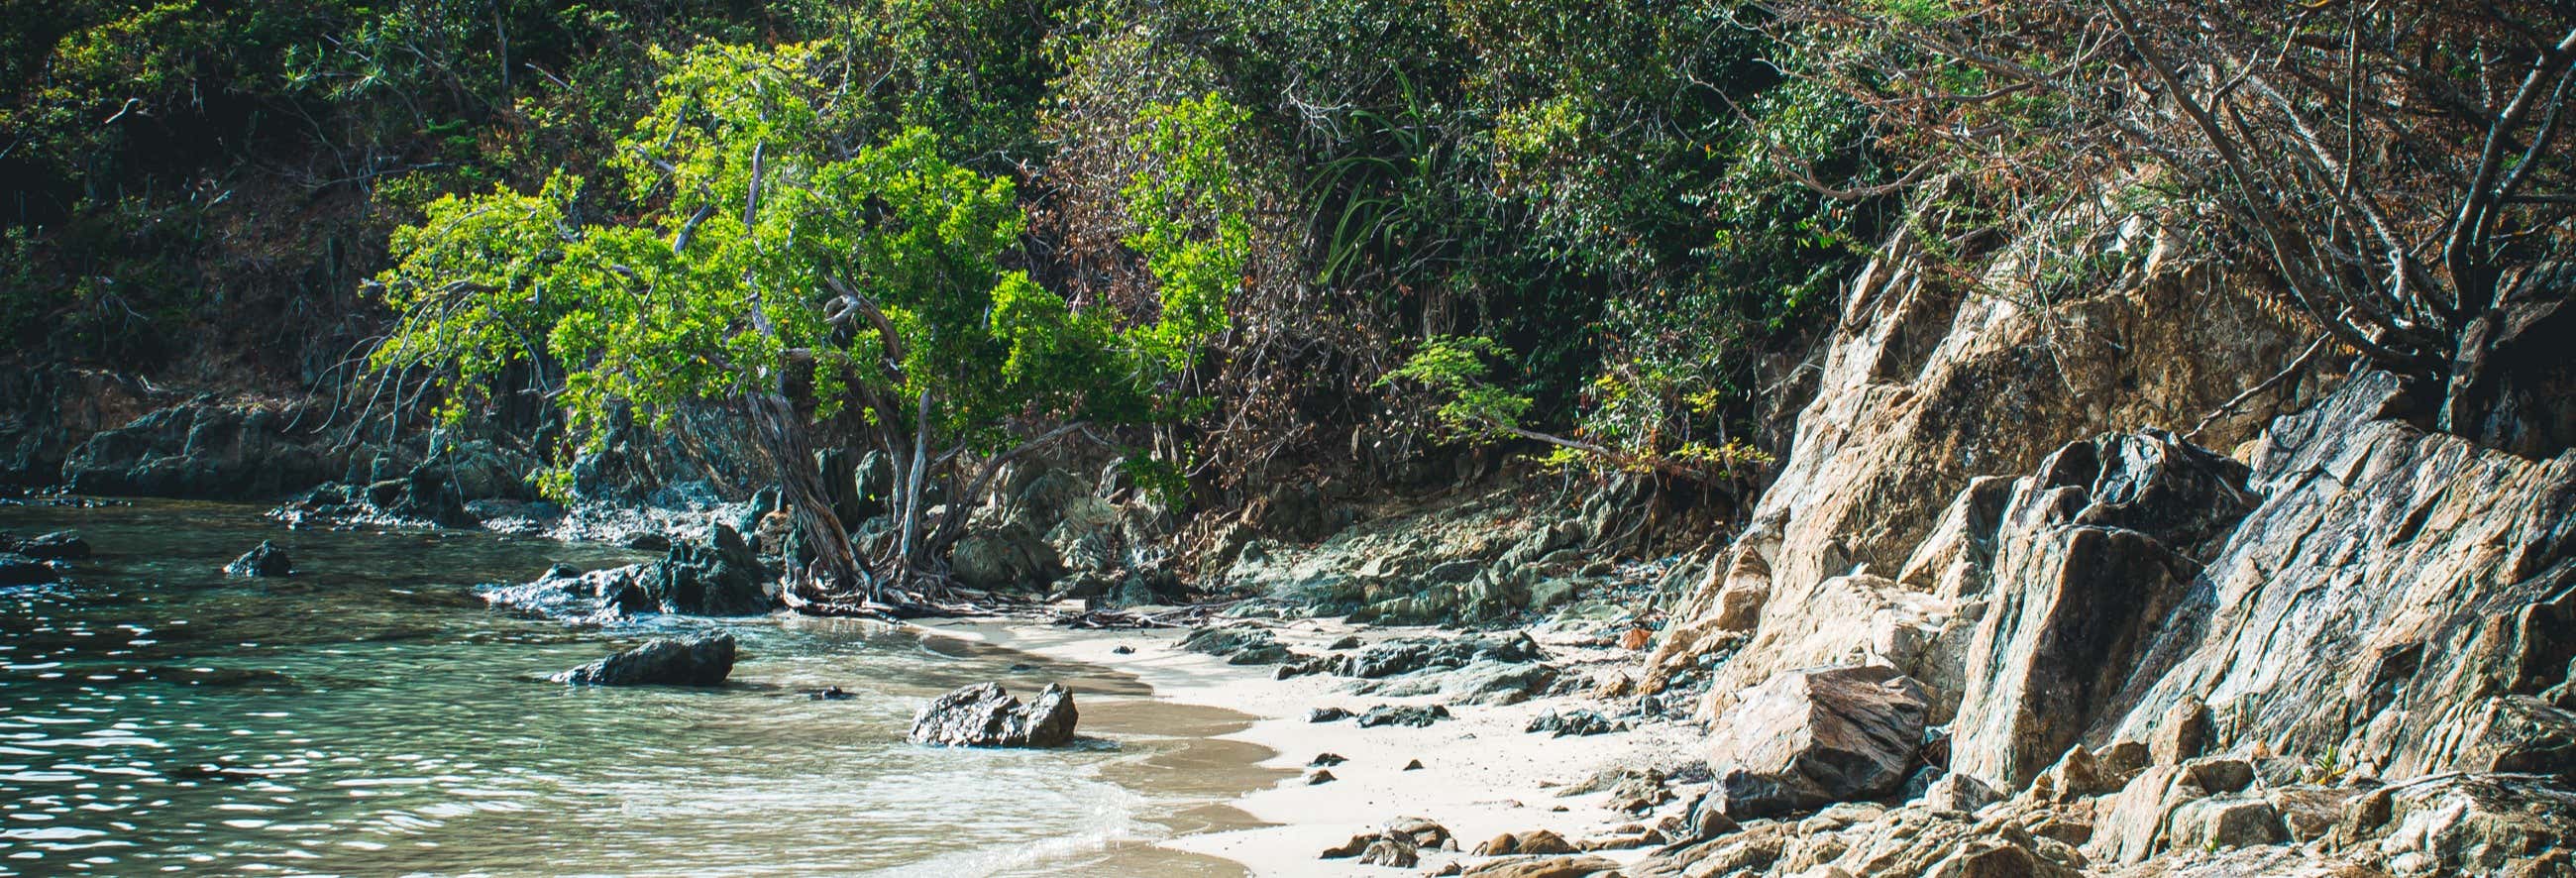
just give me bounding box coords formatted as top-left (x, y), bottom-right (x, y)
top-left (6, 1), bottom-right (2567, 599)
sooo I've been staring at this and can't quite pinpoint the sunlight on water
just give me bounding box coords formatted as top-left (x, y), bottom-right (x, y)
top-left (0, 500), bottom-right (1239, 877)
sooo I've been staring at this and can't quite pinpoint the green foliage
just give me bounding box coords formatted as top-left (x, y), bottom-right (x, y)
top-left (1121, 92), bottom-right (1252, 373)
top-left (372, 41), bottom-right (1163, 495)
top-left (1377, 336), bottom-right (1533, 440)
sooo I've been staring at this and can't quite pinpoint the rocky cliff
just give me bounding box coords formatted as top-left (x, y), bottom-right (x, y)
top-left (1636, 210), bottom-right (2576, 875)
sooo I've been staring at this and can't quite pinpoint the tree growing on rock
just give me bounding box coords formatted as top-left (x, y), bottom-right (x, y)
top-left (366, 41), bottom-right (1244, 606)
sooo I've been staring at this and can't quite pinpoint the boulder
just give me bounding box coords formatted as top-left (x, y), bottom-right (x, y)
top-left (2163, 796), bottom-right (2287, 850)
top-left (638, 523), bottom-right (776, 615)
top-left (551, 632), bottom-right (736, 686)
top-left (908, 682), bottom-right (1079, 748)
top-left (1703, 665), bottom-right (1929, 820)
top-left (1355, 837), bottom-right (1417, 867)
top-left (1473, 828), bottom-right (1577, 856)
top-left (0, 553), bottom-right (56, 586)
top-left (1178, 626), bottom-right (1291, 664)
top-left (224, 541), bottom-right (293, 577)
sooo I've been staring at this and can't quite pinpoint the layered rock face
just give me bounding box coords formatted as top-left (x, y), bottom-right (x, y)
top-left (1644, 216), bottom-right (2576, 874)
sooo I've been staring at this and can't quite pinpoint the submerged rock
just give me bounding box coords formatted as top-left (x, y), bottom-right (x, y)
top-left (1, 530), bottom-right (89, 560)
top-left (224, 541), bottom-right (293, 577)
top-left (0, 553), bottom-right (57, 586)
top-left (551, 632), bottom-right (736, 686)
top-left (909, 682), bottom-right (1079, 748)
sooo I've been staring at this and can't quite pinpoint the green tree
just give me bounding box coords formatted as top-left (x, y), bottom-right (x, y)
top-left (369, 41), bottom-right (1222, 605)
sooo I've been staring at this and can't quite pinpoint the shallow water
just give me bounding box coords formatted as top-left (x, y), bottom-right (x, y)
top-left (0, 499), bottom-right (1276, 876)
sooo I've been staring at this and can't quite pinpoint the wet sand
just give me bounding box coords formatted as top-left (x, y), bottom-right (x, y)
top-left (922, 618), bottom-right (1700, 877)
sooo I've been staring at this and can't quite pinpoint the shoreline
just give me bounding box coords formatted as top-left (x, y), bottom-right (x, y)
top-left (914, 614), bottom-right (1701, 876)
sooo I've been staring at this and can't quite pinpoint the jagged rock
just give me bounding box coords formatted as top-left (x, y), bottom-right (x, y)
top-left (1384, 817), bottom-right (1454, 849)
top-left (224, 541), bottom-right (293, 577)
top-left (1949, 431), bottom-right (2255, 789)
top-left (1923, 837), bottom-right (2083, 878)
top-left (0, 553), bottom-right (56, 586)
top-left (1331, 631), bottom-right (1544, 678)
top-left (550, 632), bottom-right (736, 686)
top-left (1356, 704), bottom-right (1449, 728)
top-left (61, 398), bottom-right (345, 499)
top-left (949, 522), bottom-right (1062, 591)
top-left (1177, 625), bottom-right (1292, 665)
top-left (2181, 756), bottom-right (2254, 796)
top-left (1460, 854), bottom-right (1621, 877)
top-left (638, 523), bottom-right (776, 615)
top-left (1354, 837), bottom-right (1416, 867)
top-left (1703, 665), bottom-right (1929, 821)
top-left (1921, 772), bottom-right (1998, 813)
top-left (480, 564), bottom-right (653, 622)
top-left (2148, 697), bottom-right (2213, 767)
top-left (1308, 707), bottom-right (1354, 722)
top-left (2024, 745), bottom-right (2109, 803)
top-left (908, 682), bottom-right (1079, 748)
top-left (2163, 796), bottom-right (2287, 850)
top-left (1525, 709), bottom-right (1623, 737)
top-left (1, 530), bottom-right (89, 560)
top-left (2339, 774), bottom-right (2576, 875)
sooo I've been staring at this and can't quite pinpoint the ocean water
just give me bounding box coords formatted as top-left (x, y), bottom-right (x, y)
top-left (0, 499), bottom-right (1266, 876)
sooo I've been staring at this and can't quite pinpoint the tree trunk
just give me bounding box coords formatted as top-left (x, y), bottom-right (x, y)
top-left (894, 387), bottom-right (932, 593)
top-left (742, 391), bottom-right (874, 605)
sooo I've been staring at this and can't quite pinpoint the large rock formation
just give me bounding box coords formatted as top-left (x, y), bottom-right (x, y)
top-left (1635, 210), bottom-right (2576, 876)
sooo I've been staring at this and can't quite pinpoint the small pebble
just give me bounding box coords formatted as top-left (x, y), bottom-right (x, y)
top-left (1307, 769), bottom-right (1338, 785)
top-left (1403, 758), bottom-right (1425, 771)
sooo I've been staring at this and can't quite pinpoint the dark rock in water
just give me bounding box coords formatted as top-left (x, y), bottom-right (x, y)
top-left (808, 686), bottom-right (854, 701)
top-left (638, 524), bottom-right (777, 615)
top-left (0, 553), bottom-right (58, 586)
top-left (550, 632), bottom-right (736, 686)
top-left (1702, 664), bottom-right (1928, 821)
top-left (1310, 752), bottom-right (1347, 767)
top-left (1112, 645), bottom-right (1135, 655)
top-left (909, 682), bottom-right (1080, 748)
top-left (224, 541), bottom-right (293, 577)
top-left (1332, 632), bottom-right (1544, 678)
top-left (1527, 709), bottom-right (1626, 737)
top-left (479, 564), bottom-right (653, 623)
top-left (1010, 663), bottom-right (1036, 672)
top-left (622, 532), bottom-right (672, 551)
top-left (1307, 707), bottom-right (1355, 722)
top-left (2, 530), bottom-right (90, 560)
top-left (1357, 704), bottom-right (1451, 728)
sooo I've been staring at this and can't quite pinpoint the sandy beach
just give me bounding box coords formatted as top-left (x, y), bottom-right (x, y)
top-left (917, 616), bottom-right (1703, 876)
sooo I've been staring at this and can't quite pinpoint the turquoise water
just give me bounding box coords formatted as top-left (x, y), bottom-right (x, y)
top-left (0, 500), bottom-right (1259, 876)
